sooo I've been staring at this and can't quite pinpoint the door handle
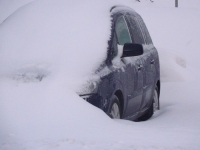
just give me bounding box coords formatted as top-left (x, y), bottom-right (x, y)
top-left (150, 59), bottom-right (155, 64)
top-left (137, 65), bottom-right (143, 71)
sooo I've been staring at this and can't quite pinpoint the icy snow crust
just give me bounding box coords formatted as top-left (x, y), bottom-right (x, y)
top-left (1, 0), bottom-right (200, 150)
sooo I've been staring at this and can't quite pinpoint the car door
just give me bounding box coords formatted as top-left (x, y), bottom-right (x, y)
top-left (113, 14), bottom-right (144, 118)
top-left (129, 14), bottom-right (156, 110)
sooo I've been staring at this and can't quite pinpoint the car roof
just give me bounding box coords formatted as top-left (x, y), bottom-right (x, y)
top-left (110, 5), bottom-right (137, 15)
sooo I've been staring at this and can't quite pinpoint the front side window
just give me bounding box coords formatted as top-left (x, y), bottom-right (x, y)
top-left (136, 15), bottom-right (153, 44)
top-left (126, 14), bottom-right (145, 44)
top-left (115, 16), bottom-right (132, 45)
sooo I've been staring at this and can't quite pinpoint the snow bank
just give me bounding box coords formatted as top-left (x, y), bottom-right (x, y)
top-left (0, 0), bottom-right (122, 90)
top-left (1, 0), bottom-right (200, 150)
top-left (0, 0), bottom-right (34, 24)
top-left (0, 0), bottom-right (121, 149)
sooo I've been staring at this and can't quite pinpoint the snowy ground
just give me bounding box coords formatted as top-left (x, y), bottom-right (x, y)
top-left (1, 0), bottom-right (200, 150)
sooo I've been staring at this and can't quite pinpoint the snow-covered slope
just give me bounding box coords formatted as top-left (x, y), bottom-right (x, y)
top-left (0, 0), bottom-right (34, 24)
top-left (0, 0), bottom-right (118, 91)
top-left (1, 0), bottom-right (200, 150)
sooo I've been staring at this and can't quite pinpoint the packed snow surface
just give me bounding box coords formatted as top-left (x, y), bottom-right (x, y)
top-left (0, 0), bottom-right (200, 149)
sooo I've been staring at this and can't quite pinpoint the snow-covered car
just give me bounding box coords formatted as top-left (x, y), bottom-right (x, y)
top-left (0, 1), bottom-right (160, 122)
top-left (79, 6), bottom-right (160, 121)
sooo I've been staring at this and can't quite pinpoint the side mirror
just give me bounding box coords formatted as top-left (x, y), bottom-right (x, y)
top-left (121, 43), bottom-right (143, 58)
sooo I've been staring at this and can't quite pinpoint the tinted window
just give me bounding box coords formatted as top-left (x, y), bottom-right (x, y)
top-left (136, 15), bottom-right (153, 44)
top-left (115, 16), bottom-right (132, 45)
top-left (126, 14), bottom-right (145, 44)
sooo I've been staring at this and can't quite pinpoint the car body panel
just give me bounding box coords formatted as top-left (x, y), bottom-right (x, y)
top-left (80, 6), bottom-right (160, 121)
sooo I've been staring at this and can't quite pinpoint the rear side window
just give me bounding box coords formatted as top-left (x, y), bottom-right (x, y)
top-left (115, 16), bottom-right (132, 45)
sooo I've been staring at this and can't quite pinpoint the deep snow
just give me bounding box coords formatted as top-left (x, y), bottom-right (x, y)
top-left (0, 0), bottom-right (200, 150)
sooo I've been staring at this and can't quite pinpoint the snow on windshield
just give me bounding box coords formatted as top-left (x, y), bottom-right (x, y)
top-left (0, 0), bottom-right (122, 90)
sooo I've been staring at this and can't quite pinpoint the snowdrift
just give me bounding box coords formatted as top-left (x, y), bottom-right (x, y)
top-left (1, 0), bottom-right (200, 149)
